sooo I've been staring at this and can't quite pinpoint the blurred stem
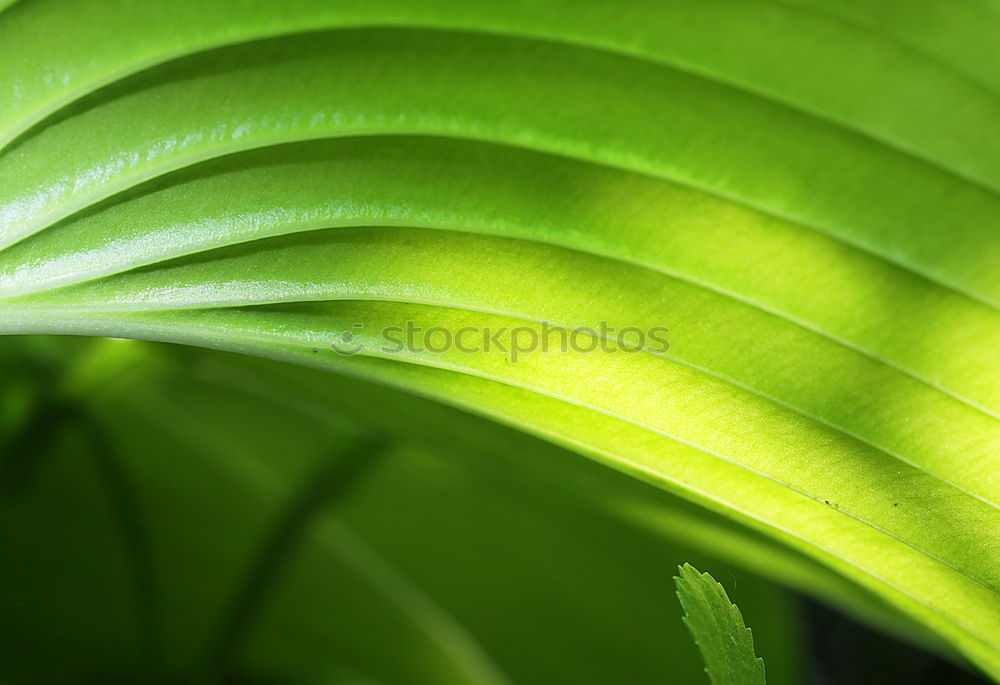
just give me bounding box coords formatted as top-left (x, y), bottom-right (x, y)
top-left (0, 399), bottom-right (72, 496)
top-left (0, 398), bottom-right (161, 677)
top-left (200, 434), bottom-right (388, 682)
top-left (73, 414), bottom-right (162, 678)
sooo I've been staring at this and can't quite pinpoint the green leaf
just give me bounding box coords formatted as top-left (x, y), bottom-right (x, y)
top-left (675, 563), bottom-right (766, 685)
top-left (0, 2), bottom-right (997, 680)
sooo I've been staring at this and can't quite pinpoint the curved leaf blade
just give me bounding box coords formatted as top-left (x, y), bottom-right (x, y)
top-left (0, 3), bottom-right (997, 681)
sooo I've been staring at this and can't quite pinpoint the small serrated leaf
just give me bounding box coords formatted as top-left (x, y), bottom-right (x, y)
top-left (675, 563), bottom-right (766, 685)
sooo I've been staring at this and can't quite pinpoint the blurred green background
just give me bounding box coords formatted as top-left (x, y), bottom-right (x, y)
top-left (0, 335), bottom-right (988, 684)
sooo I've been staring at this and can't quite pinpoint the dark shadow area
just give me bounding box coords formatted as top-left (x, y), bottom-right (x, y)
top-left (803, 596), bottom-right (991, 684)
